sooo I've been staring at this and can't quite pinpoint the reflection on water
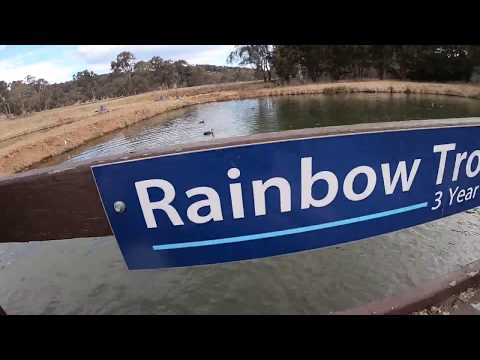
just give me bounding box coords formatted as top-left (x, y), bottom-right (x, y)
top-left (3, 93), bottom-right (480, 314)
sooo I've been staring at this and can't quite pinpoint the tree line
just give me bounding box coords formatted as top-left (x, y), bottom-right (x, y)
top-left (3, 46), bottom-right (480, 118)
top-left (228, 45), bottom-right (480, 84)
top-left (0, 51), bottom-right (257, 117)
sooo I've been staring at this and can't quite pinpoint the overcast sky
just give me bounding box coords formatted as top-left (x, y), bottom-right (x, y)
top-left (0, 45), bottom-right (236, 84)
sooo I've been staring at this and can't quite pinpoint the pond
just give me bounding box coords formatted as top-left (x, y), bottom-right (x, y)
top-left (2, 93), bottom-right (480, 314)
top-left (38, 93), bottom-right (480, 167)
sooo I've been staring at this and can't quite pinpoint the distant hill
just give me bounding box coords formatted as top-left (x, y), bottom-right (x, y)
top-left (0, 58), bottom-right (258, 117)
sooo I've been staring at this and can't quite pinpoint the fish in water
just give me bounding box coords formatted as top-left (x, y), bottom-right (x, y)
top-left (203, 129), bottom-right (215, 137)
top-left (199, 120), bottom-right (205, 124)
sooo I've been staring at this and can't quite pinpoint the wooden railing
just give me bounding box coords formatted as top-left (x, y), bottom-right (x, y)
top-left (2, 117), bottom-right (480, 244)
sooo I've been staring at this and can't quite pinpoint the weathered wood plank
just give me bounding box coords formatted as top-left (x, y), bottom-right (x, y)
top-left (1, 117), bottom-right (479, 243)
top-left (0, 162), bottom-right (111, 242)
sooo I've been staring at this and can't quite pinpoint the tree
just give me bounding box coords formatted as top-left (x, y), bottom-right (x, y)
top-left (323, 46), bottom-right (355, 80)
top-left (188, 66), bottom-right (209, 86)
top-left (391, 46), bottom-right (476, 82)
top-left (149, 57), bottom-right (178, 88)
top-left (368, 46), bottom-right (395, 80)
top-left (111, 51), bottom-right (136, 95)
top-left (174, 60), bottom-right (191, 87)
top-left (73, 70), bottom-right (98, 100)
top-left (268, 45), bottom-right (480, 83)
top-left (134, 60), bottom-right (152, 73)
top-left (32, 78), bottom-right (51, 111)
top-left (228, 45), bottom-right (273, 82)
top-left (0, 51), bottom-right (259, 117)
top-left (9, 80), bottom-right (31, 115)
top-left (0, 81), bottom-right (11, 115)
top-left (25, 75), bottom-right (36, 86)
top-left (271, 46), bottom-right (302, 83)
top-left (350, 45), bottom-right (372, 78)
top-left (111, 51), bottom-right (136, 73)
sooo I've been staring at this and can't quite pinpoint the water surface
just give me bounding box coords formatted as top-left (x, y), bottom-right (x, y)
top-left (3, 93), bottom-right (480, 314)
top-left (39, 93), bottom-right (480, 167)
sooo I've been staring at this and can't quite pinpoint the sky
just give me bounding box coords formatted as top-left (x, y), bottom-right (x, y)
top-left (0, 45), bottom-right (236, 84)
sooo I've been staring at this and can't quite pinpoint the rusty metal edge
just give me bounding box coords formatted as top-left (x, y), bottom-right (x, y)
top-left (334, 258), bottom-right (480, 315)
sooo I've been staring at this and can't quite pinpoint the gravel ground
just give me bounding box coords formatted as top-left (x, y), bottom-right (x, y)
top-left (413, 283), bottom-right (480, 315)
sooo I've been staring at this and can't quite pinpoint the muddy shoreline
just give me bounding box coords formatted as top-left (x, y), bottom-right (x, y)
top-left (1, 80), bottom-right (480, 176)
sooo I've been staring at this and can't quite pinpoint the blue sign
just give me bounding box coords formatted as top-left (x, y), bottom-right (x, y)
top-left (92, 126), bottom-right (480, 269)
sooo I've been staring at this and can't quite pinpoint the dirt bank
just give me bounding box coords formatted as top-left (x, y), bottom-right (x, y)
top-left (1, 80), bottom-right (480, 176)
